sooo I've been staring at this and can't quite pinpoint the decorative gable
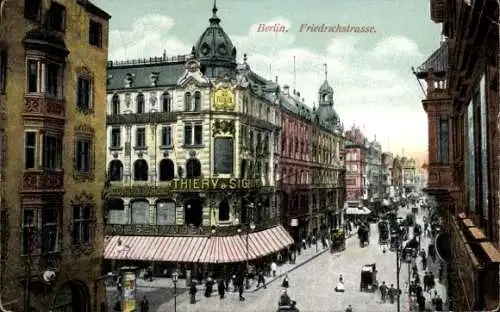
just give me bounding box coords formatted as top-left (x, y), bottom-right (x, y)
top-left (177, 59), bottom-right (210, 87)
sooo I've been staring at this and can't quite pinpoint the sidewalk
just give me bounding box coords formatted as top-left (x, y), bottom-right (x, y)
top-left (133, 234), bottom-right (356, 293)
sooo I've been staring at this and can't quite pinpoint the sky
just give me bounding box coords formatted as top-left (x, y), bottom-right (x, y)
top-left (92, 0), bottom-right (442, 161)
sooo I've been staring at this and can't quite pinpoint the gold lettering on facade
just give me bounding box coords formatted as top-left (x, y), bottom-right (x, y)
top-left (158, 179), bottom-right (260, 190)
top-left (213, 89), bottom-right (235, 111)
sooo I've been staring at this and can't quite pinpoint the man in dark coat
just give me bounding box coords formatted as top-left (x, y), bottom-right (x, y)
top-left (417, 294), bottom-right (426, 312)
top-left (140, 296), bottom-right (149, 312)
top-left (434, 295), bottom-right (443, 311)
top-left (218, 279), bottom-right (226, 299)
top-left (189, 281), bottom-right (197, 304)
top-left (238, 283), bottom-right (245, 301)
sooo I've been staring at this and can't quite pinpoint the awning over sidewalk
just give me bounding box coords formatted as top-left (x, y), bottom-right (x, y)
top-left (248, 225), bottom-right (294, 258)
top-left (198, 236), bottom-right (254, 263)
top-left (104, 225), bottom-right (294, 263)
top-left (104, 236), bottom-right (208, 262)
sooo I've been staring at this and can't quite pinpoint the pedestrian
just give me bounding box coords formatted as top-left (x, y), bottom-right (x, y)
top-left (423, 272), bottom-right (430, 292)
top-left (438, 264), bottom-right (444, 282)
top-left (421, 255), bottom-right (427, 271)
top-left (204, 277), bottom-right (213, 297)
top-left (388, 284), bottom-right (396, 303)
top-left (302, 238), bottom-right (306, 249)
top-left (297, 241), bottom-right (301, 255)
top-left (434, 295), bottom-right (443, 311)
top-left (116, 275), bottom-right (122, 293)
top-left (256, 271), bottom-right (267, 289)
top-left (217, 279), bottom-right (225, 299)
top-left (271, 261), bottom-right (277, 277)
top-left (417, 294), bottom-right (426, 312)
top-left (379, 281), bottom-right (388, 302)
top-left (277, 252), bottom-right (283, 265)
top-left (429, 272), bottom-right (436, 289)
top-left (281, 274), bottom-right (289, 288)
top-left (238, 282), bottom-right (245, 301)
top-left (147, 266), bottom-right (153, 282)
top-left (345, 304), bottom-right (353, 312)
top-left (140, 296), bottom-right (149, 312)
top-left (189, 281), bottom-right (197, 304)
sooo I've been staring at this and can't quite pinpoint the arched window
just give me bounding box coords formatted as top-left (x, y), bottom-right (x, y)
top-left (186, 158), bottom-right (201, 178)
top-left (158, 159), bottom-right (175, 181)
top-left (194, 91), bottom-right (201, 111)
top-left (162, 92), bottom-right (171, 112)
top-left (218, 199), bottom-right (230, 221)
top-left (184, 92), bottom-right (192, 111)
top-left (111, 94), bottom-right (120, 115)
top-left (322, 93), bottom-right (327, 102)
top-left (108, 160), bottom-right (123, 181)
top-left (136, 93), bottom-right (145, 113)
top-left (133, 159), bottom-right (148, 181)
top-left (156, 200), bottom-right (176, 225)
top-left (266, 107), bottom-right (270, 121)
top-left (130, 200), bottom-right (149, 224)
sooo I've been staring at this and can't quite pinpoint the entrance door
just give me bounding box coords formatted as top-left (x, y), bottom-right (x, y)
top-left (53, 281), bottom-right (90, 312)
top-left (184, 198), bottom-right (203, 226)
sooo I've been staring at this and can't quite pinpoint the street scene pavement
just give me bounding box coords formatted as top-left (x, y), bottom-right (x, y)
top-left (156, 207), bottom-right (417, 312)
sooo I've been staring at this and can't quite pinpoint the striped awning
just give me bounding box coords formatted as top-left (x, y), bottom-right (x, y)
top-left (248, 225), bottom-right (294, 257)
top-left (104, 236), bottom-right (207, 262)
top-left (198, 236), bottom-right (256, 263)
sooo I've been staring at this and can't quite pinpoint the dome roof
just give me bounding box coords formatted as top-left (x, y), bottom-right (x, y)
top-left (193, 4), bottom-right (236, 64)
top-left (319, 80), bottom-right (334, 93)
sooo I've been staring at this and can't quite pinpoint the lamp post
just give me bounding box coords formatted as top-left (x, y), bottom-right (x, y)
top-left (172, 271), bottom-right (178, 312)
top-left (237, 219), bottom-right (255, 289)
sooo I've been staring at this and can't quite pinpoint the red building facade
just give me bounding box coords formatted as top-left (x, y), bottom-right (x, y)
top-left (280, 86), bottom-right (312, 240)
top-left (344, 126), bottom-right (365, 201)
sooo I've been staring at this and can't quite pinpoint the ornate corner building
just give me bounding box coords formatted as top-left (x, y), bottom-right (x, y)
top-left (0, 0), bottom-right (110, 311)
top-left (103, 5), bottom-right (292, 269)
top-left (416, 0), bottom-right (500, 310)
top-left (280, 69), bottom-right (346, 241)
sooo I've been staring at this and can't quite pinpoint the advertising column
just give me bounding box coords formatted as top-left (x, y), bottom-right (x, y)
top-left (121, 267), bottom-right (137, 312)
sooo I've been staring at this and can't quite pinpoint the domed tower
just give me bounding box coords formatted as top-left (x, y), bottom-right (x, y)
top-left (192, 1), bottom-right (237, 78)
top-left (314, 63), bottom-right (341, 130)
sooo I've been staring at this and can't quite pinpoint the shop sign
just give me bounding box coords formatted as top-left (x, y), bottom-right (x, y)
top-left (166, 178), bottom-right (261, 190)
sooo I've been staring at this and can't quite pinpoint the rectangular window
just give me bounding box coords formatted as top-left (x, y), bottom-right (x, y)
top-left (479, 75), bottom-right (489, 219)
top-left (27, 60), bottom-right (38, 93)
top-left (77, 77), bottom-right (91, 110)
top-left (111, 128), bottom-right (121, 148)
top-left (135, 128), bottom-right (146, 147)
top-left (24, 0), bottom-right (41, 22)
top-left (41, 208), bottom-right (58, 253)
top-left (76, 138), bottom-right (92, 173)
top-left (24, 132), bottom-right (37, 169)
top-left (439, 116), bottom-right (449, 164)
top-left (0, 50), bottom-right (7, 92)
top-left (214, 138), bottom-right (234, 174)
top-left (21, 209), bottom-right (35, 254)
top-left (161, 126), bottom-right (172, 147)
top-left (183, 123), bottom-right (203, 145)
top-left (89, 20), bottom-right (102, 47)
top-left (45, 63), bottom-right (59, 96)
top-left (48, 2), bottom-right (66, 31)
top-left (43, 134), bottom-right (62, 170)
top-left (72, 205), bottom-right (92, 245)
top-left (467, 101), bottom-right (476, 213)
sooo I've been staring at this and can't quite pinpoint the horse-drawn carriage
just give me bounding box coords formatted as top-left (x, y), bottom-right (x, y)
top-left (378, 221), bottom-right (389, 244)
top-left (358, 225), bottom-right (370, 247)
top-left (360, 264), bottom-right (378, 292)
top-left (330, 228), bottom-right (346, 253)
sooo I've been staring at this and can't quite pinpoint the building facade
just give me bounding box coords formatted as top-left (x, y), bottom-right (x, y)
top-left (104, 5), bottom-right (292, 271)
top-left (344, 125), bottom-right (365, 202)
top-left (364, 139), bottom-right (383, 200)
top-left (280, 86), bottom-right (312, 240)
top-left (381, 152), bottom-right (393, 196)
top-left (401, 156), bottom-right (417, 194)
top-left (416, 0), bottom-right (500, 309)
top-left (310, 77), bottom-right (345, 233)
top-left (0, 0), bottom-right (110, 311)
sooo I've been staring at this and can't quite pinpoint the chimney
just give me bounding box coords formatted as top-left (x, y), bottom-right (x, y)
top-left (283, 85), bottom-right (290, 95)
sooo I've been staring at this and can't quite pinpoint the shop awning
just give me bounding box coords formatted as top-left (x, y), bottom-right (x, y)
top-left (248, 225), bottom-right (294, 258)
top-left (104, 235), bottom-right (208, 262)
top-left (346, 207), bottom-right (371, 215)
top-left (198, 236), bottom-right (254, 263)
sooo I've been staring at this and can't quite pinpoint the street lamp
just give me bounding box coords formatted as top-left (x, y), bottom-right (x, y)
top-left (237, 219), bottom-right (255, 289)
top-left (172, 271), bottom-right (179, 312)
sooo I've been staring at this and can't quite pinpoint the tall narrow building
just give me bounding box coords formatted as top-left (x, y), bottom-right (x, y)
top-left (0, 1), bottom-right (110, 310)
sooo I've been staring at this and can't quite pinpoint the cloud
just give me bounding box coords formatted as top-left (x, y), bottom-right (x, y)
top-left (108, 15), bottom-right (427, 155)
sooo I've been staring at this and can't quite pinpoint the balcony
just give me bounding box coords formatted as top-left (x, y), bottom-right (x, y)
top-left (22, 171), bottom-right (64, 191)
top-left (430, 0), bottom-right (444, 23)
top-left (425, 164), bottom-right (452, 195)
top-left (23, 94), bottom-right (65, 119)
top-left (105, 219), bottom-right (281, 237)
